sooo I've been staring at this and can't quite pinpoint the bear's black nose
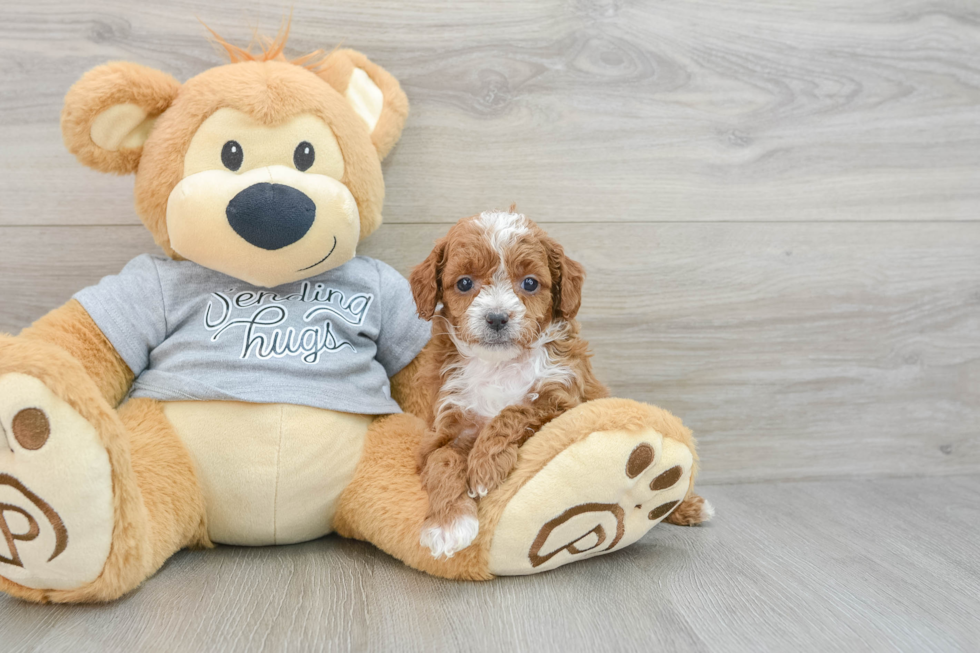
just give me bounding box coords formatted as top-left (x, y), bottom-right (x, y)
top-left (226, 183), bottom-right (316, 250)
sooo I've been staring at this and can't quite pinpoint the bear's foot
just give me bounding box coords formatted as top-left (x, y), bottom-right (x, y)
top-left (486, 424), bottom-right (703, 575)
top-left (0, 373), bottom-right (115, 591)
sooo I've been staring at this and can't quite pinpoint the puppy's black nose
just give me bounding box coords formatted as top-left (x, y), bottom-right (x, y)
top-left (486, 313), bottom-right (509, 331)
top-left (226, 183), bottom-right (316, 250)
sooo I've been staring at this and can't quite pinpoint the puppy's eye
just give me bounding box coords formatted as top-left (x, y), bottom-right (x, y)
top-left (294, 141), bottom-right (315, 171)
top-left (521, 277), bottom-right (539, 292)
top-left (221, 140), bottom-right (243, 171)
top-left (456, 277), bottom-right (474, 292)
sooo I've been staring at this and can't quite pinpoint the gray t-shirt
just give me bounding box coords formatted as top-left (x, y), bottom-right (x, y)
top-left (75, 254), bottom-right (430, 414)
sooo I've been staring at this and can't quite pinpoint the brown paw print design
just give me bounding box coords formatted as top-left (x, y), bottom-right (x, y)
top-left (1, 408), bottom-right (68, 568)
top-left (527, 442), bottom-right (685, 568)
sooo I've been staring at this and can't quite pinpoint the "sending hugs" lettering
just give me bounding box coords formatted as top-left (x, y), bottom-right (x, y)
top-left (203, 282), bottom-right (375, 364)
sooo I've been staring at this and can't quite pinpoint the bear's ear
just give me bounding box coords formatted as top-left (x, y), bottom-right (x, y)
top-left (316, 49), bottom-right (409, 160)
top-left (62, 62), bottom-right (181, 175)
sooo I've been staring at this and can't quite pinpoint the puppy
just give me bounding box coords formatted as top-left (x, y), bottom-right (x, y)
top-left (409, 209), bottom-right (608, 559)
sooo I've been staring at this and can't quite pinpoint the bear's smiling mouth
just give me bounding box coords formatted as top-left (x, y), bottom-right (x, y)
top-left (297, 236), bottom-right (338, 272)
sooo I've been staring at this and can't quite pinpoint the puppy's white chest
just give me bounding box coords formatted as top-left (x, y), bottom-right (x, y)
top-left (440, 348), bottom-right (570, 420)
top-left (455, 360), bottom-right (538, 418)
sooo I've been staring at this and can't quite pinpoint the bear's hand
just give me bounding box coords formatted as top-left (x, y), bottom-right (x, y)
top-left (18, 300), bottom-right (134, 407)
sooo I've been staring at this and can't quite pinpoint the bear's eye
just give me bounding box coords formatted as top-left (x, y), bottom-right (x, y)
top-left (294, 141), bottom-right (315, 171)
top-left (521, 277), bottom-right (539, 292)
top-left (456, 277), bottom-right (474, 293)
top-left (221, 140), bottom-right (243, 171)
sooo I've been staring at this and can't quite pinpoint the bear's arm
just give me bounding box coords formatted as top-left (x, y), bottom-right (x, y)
top-left (20, 299), bottom-right (134, 407)
top-left (389, 341), bottom-right (437, 424)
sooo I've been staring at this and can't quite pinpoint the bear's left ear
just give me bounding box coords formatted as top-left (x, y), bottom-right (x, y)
top-left (62, 62), bottom-right (181, 175)
top-left (316, 49), bottom-right (409, 160)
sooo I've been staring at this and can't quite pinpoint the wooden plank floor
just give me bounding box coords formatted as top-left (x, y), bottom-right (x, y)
top-left (2, 475), bottom-right (978, 653)
top-left (0, 1), bottom-right (978, 651)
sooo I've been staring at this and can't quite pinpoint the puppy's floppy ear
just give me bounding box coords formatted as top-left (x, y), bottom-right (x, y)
top-left (316, 49), bottom-right (409, 160)
top-left (61, 62), bottom-right (181, 175)
top-left (409, 237), bottom-right (448, 320)
top-left (545, 236), bottom-right (586, 320)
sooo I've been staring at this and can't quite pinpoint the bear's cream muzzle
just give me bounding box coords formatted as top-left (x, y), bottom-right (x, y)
top-left (167, 165), bottom-right (360, 288)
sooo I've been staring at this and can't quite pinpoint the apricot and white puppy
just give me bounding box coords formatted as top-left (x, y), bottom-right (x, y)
top-left (409, 211), bottom-right (609, 559)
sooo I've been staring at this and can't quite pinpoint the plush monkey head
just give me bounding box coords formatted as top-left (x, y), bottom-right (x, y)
top-left (61, 30), bottom-right (408, 287)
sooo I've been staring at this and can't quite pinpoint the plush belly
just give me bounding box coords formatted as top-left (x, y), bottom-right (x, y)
top-left (163, 401), bottom-right (372, 546)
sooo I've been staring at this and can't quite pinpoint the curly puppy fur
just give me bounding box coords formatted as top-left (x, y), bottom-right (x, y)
top-left (408, 211), bottom-right (610, 558)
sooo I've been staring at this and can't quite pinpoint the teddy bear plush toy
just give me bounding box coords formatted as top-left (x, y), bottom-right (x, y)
top-left (0, 29), bottom-right (709, 603)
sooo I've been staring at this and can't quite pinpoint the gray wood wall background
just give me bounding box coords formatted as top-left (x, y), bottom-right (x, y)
top-left (1, 0), bottom-right (978, 489)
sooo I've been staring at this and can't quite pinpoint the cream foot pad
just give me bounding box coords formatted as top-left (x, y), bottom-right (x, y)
top-left (0, 373), bottom-right (114, 590)
top-left (488, 428), bottom-right (693, 575)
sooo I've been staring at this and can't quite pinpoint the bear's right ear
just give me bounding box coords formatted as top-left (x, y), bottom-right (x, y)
top-left (62, 62), bottom-right (181, 175)
top-left (315, 49), bottom-right (409, 161)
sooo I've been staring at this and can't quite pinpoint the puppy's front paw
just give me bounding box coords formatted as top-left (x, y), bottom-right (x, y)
top-left (467, 443), bottom-right (518, 499)
top-left (420, 515), bottom-right (480, 559)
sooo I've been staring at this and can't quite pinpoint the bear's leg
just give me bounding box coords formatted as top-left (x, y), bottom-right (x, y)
top-left (333, 398), bottom-right (710, 580)
top-left (0, 339), bottom-right (208, 603)
top-left (333, 412), bottom-right (492, 580)
top-left (117, 398), bottom-right (211, 574)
